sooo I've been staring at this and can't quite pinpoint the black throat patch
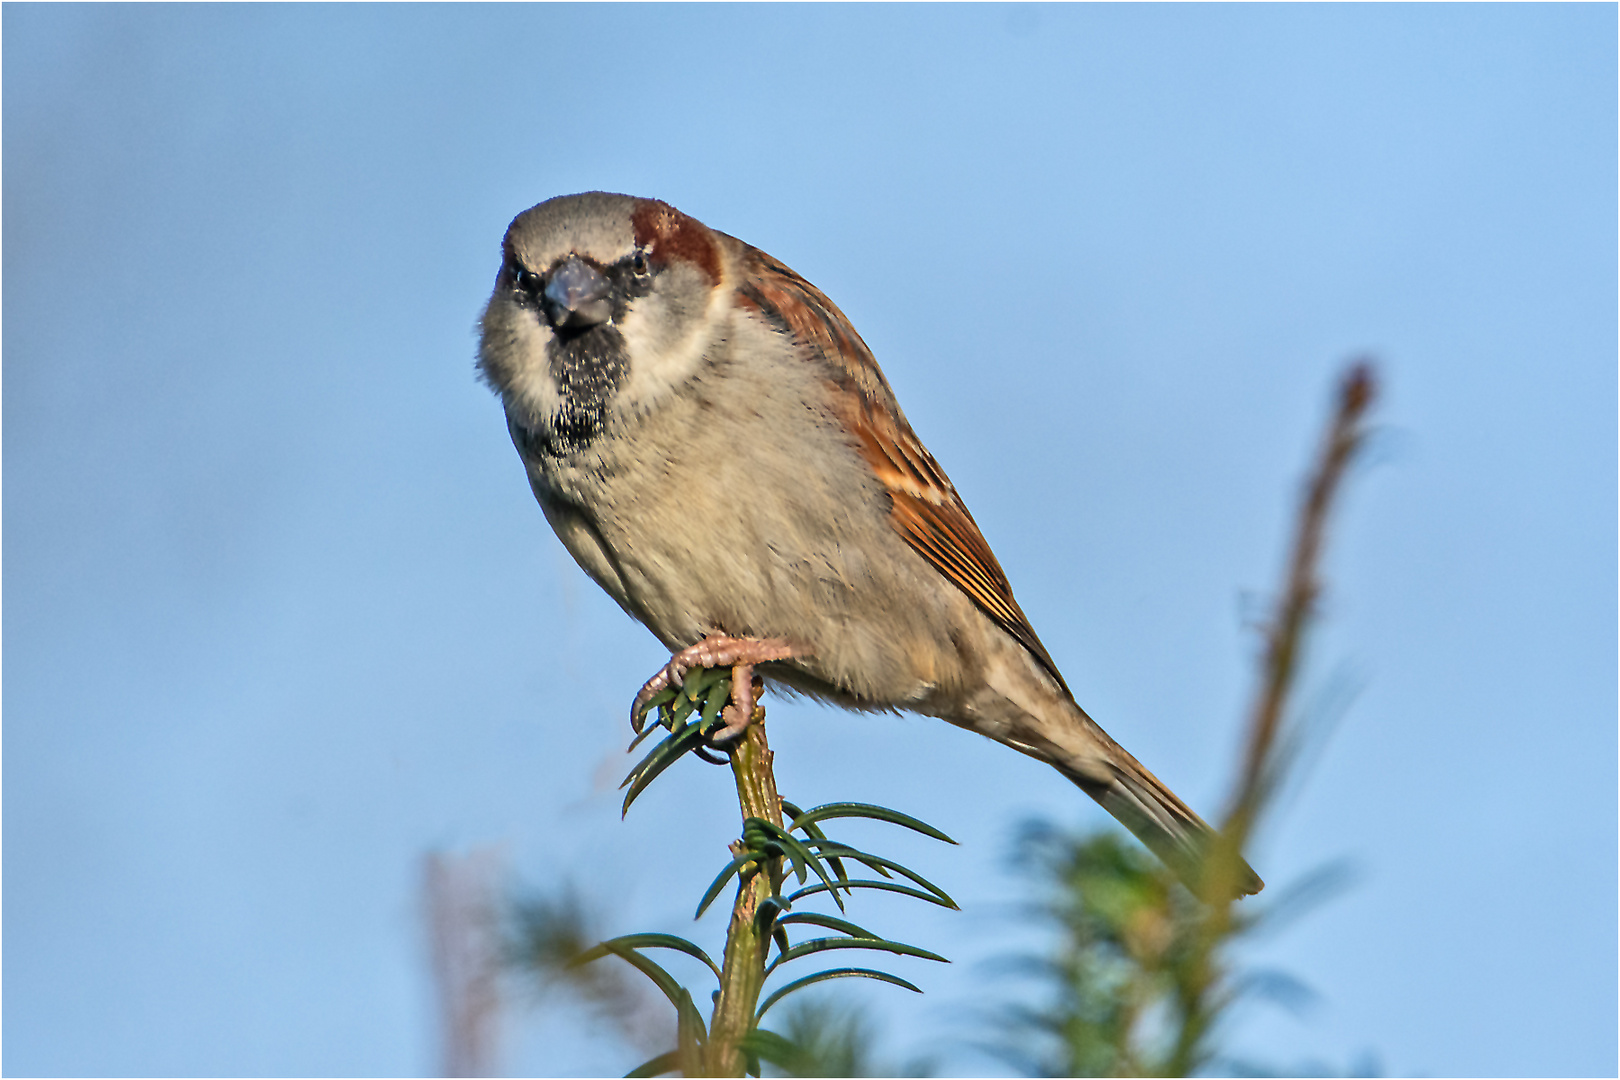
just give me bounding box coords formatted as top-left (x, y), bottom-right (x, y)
top-left (533, 323), bottom-right (630, 457)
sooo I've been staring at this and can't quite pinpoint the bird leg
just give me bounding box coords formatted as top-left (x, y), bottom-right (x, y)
top-left (630, 634), bottom-right (805, 735)
top-left (711, 666), bottom-right (765, 745)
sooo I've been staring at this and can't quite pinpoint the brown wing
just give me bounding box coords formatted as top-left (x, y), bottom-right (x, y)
top-left (731, 243), bottom-right (1070, 695)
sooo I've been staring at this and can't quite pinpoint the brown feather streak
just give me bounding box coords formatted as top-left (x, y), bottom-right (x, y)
top-left (734, 246), bottom-right (1069, 693)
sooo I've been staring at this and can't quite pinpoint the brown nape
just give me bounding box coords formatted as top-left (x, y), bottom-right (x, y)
top-left (631, 200), bottom-right (721, 284)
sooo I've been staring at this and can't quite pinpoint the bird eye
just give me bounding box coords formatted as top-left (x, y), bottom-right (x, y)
top-left (510, 265), bottom-right (536, 294)
top-left (630, 251), bottom-right (651, 277)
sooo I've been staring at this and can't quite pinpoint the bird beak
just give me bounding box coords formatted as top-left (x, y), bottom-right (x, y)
top-left (543, 256), bottom-right (613, 330)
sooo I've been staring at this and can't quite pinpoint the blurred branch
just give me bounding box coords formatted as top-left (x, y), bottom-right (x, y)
top-left (990, 360), bottom-right (1381, 1078)
top-left (424, 848), bottom-right (506, 1079)
top-left (1174, 360), bottom-right (1378, 1076)
top-left (1231, 360), bottom-right (1378, 835)
top-left (507, 883), bottom-right (679, 1056)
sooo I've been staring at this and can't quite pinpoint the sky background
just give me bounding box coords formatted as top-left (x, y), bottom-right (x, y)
top-left (4, 5), bottom-right (1615, 1077)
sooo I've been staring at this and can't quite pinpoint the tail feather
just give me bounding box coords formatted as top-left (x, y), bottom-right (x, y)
top-left (1056, 754), bottom-right (1265, 899)
top-left (949, 676), bottom-right (1263, 897)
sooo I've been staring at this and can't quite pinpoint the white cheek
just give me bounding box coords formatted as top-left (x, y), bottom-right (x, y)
top-left (615, 286), bottom-right (725, 413)
top-left (497, 310), bottom-right (561, 423)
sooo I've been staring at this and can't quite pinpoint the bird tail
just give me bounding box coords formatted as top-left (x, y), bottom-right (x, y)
top-left (1054, 744), bottom-right (1264, 899)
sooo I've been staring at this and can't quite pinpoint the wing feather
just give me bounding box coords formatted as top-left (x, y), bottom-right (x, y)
top-left (732, 243), bottom-right (1069, 693)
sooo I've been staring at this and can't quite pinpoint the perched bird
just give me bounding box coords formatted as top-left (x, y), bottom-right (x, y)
top-left (477, 192), bottom-right (1261, 896)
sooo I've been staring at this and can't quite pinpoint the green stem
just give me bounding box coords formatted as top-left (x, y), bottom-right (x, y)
top-left (702, 700), bottom-right (784, 1077)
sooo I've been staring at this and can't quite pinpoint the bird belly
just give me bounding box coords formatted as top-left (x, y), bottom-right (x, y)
top-left (526, 352), bottom-right (966, 711)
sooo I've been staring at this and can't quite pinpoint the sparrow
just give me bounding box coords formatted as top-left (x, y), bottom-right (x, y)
top-left (477, 192), bottom-right (1261, 896)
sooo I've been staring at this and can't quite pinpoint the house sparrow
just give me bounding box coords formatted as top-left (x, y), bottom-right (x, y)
top-left (477, 192), bottom-right (1261, 896)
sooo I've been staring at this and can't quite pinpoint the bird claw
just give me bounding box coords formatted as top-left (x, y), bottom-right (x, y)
top-left (629, 663), bottom-right (687, 735)
top-left (629, 634), bottom-right (804, 739)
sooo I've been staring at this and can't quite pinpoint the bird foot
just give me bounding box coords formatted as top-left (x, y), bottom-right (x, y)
top-left (630, 634), bottom-right (805, 738)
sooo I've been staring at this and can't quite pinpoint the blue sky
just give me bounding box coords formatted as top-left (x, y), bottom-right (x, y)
top-left (5, 5), bottom-right (1614, 1076)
